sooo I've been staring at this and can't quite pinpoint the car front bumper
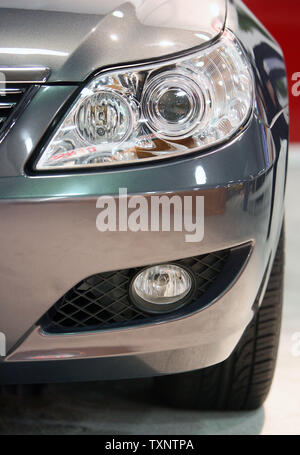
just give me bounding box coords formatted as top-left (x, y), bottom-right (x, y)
top-left (0, 103), bottom-right (288, 383)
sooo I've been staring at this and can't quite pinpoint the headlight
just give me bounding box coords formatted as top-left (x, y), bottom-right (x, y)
top-left (35, 30), bottom-right (254, 171)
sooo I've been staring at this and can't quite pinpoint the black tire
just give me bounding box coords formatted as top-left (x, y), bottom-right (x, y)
top-left (155, 228), bottom-right (284, 410)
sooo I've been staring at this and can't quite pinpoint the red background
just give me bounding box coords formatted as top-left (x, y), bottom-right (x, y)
top-left (244, 0), bottom-right (300, 142)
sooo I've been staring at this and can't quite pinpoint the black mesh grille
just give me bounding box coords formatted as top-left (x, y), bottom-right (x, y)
top-left (0, 84), bottom-right (29, 133)
top-left (42, 250), bottom-right (230, 333)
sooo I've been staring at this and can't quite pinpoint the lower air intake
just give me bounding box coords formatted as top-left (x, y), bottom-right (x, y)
top-left (41, 250), bottom-right (231, 333)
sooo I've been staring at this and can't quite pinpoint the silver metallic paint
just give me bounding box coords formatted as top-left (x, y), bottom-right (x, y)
top-left (0, 113), bottom-right (280, 353)
top-left (0, 0), bottom-right (226, 83)
top-left (0, 0), bottom-right (289, 381)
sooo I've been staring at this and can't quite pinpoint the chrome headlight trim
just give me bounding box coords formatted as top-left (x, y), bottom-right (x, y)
top-left (34, 30), bottom-right (254, 171)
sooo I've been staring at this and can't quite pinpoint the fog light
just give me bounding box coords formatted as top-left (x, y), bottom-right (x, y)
top-left (130, 264), bottom-right (195, 314)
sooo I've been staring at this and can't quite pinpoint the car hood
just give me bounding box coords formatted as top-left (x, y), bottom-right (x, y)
top-left (0, 0), bottom-right (226, 83)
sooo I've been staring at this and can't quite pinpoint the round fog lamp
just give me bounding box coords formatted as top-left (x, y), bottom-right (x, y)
top-left (130, 264), bottom-right (195, 314)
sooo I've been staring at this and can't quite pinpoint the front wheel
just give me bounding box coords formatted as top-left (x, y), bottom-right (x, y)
top-left (155, 228), bottom-right (284, 410)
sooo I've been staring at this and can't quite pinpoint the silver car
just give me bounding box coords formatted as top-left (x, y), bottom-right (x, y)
top-left (0, 0), bottom-right (288, 410)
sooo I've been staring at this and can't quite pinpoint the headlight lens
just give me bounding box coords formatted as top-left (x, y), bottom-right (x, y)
top-left (35, 30), bottom-right (253, 170)
top-left (142, 70), bottom-right (207, 139)
top-left (76, 90), bottom-right (135, 144)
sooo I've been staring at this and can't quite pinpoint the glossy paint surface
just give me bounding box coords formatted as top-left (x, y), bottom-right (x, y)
top-left (0, 111), bottom-right (288, 359)
top-left (0, 0), bottom-right (289, 380)
top-left (227, 0), bottom-right (288, 126)
top-left (0, 0), bottom-right (226, 83)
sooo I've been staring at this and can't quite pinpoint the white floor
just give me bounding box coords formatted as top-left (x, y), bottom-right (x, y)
top-left (0, 150), bottom-right (299, 435)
